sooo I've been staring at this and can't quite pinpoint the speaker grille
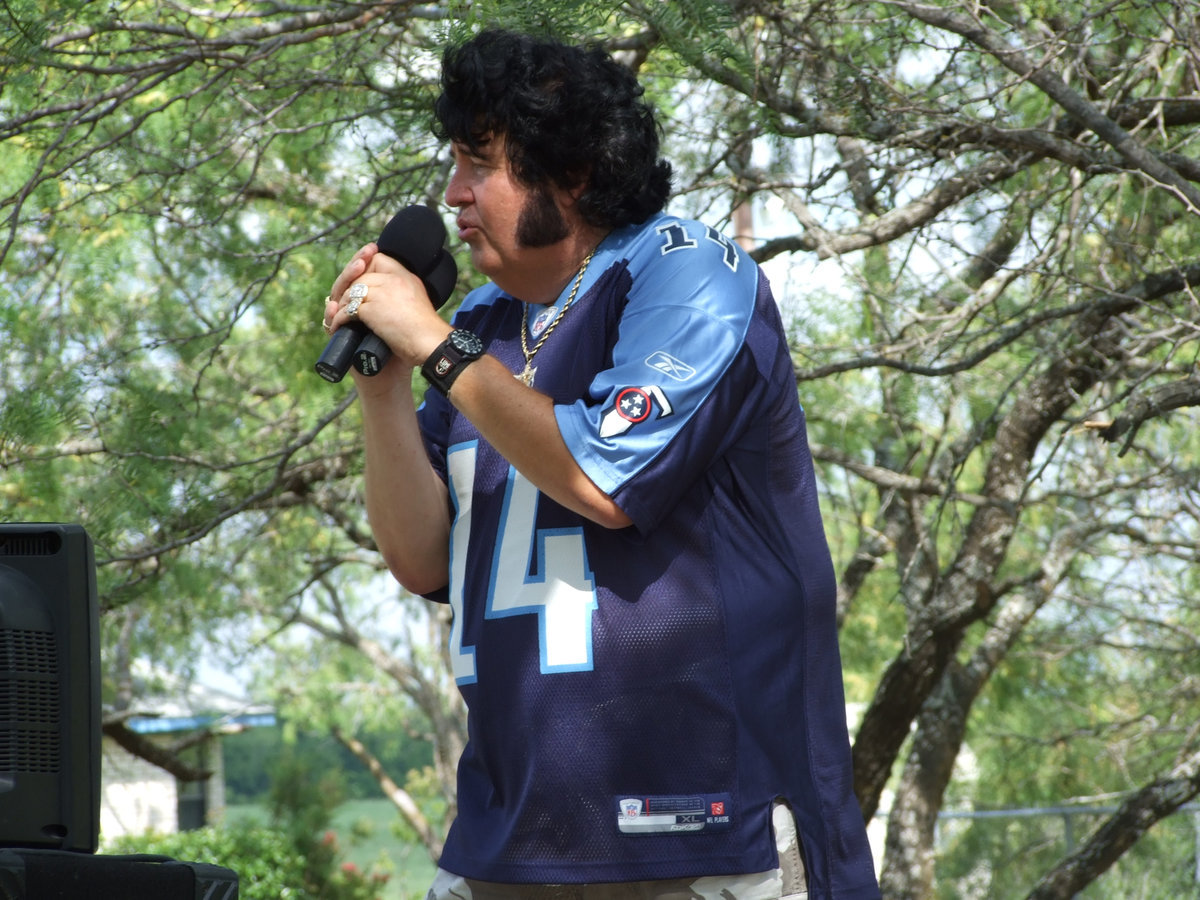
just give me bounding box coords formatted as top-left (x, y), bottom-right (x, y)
top-left (0, 532), bottom-right (61, 557)
top-left (0, 629), bottom-right (61, 774)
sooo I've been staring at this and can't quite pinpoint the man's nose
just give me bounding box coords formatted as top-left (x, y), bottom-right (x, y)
top-left (445, 168), bottom-right (470, 207)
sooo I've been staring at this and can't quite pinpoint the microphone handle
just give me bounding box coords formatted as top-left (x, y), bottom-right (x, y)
top-left (315, 321), bottom-right (370, 383)
top-left (353, 332), bottom-right (390, 377)
top-left (350, 248), bottom-right (457, 377)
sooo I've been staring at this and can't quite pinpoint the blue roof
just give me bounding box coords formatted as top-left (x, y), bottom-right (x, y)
top-left (126, 712), bottom-right (277, 734)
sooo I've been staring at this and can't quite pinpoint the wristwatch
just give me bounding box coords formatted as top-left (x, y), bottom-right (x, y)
top-left (421, 328), bottom-right (485, 396)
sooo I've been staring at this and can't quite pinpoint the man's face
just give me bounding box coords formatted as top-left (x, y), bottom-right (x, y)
top-left (446, 134), bottom-right (570, 284)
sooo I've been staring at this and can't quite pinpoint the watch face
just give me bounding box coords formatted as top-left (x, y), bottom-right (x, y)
top-left (449, 329), bottom-right (484, 356)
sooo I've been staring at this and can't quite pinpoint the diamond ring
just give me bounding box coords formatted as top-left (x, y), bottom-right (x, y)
top-left (345, 283), bottom-right (368, 319)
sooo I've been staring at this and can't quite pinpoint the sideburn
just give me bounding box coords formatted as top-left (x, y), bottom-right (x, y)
top-left (517, 186), bottom-right (570, 247)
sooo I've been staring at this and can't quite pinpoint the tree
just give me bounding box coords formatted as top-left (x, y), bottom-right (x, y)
top-left (3, 1), bottom-right (1199, 896)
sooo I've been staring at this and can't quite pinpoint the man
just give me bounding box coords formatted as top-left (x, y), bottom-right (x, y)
top-left (324, 28), bottom-right (880, 900)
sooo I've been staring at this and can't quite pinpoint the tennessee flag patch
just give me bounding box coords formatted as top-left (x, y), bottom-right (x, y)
top-left (599, 385), bottom-right (673, 438)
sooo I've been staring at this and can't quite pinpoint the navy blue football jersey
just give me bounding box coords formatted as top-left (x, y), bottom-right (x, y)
top-left (416, 213), bottom-right (879, 897)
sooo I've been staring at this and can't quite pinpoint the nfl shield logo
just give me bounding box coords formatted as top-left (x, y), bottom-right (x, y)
top-left (620, 798), bottom-right (643, 819)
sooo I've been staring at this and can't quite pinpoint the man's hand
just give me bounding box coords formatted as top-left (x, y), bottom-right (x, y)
top-left (324, 245), bottom-right (452, 375)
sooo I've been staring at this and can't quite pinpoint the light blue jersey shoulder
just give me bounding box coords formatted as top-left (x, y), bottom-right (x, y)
top-left (602, 212), bottom-right (758, 321)
top-left (556, 213), bottom-right (763, 498)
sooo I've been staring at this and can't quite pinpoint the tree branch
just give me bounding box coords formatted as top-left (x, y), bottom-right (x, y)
top-left (1085, 375), bottom-right (1200, 456)
top-left (1025, 747), bottom-right (1200, 899)
top-left (755, 155), bottom-right (1030, 262)
top-left (811, 441), bottom-right (991, 507)
top-left (101, 717), bottom-right (213, 782)
top-left (880, 523), bottom-right (1095, 898)
top-left (893, 2), bottom-right (1200, 211)
top-left (852, 259), bottom-right (1200, 818)
top-left (331, 725), bottom-right (442, 860)
top-left (799, 261), bottom-right (1200, 382)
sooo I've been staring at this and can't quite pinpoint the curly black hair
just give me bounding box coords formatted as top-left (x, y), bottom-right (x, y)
top-left (433, 29), bottom-right (672, 230)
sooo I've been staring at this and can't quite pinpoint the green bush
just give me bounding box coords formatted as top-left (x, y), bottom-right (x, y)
top-left (109, 745), bottom-right (392, 899)
top-left (108, 826), bottom-right (306, 899)
top-left (108, 822), bottom-right (388, 899)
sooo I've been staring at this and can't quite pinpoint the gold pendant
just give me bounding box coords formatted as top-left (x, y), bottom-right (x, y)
top-left (516, 364), bottom-right (536, 387)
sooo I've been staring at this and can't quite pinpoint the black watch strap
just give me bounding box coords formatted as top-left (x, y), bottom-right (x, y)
top-left (421, 329), bottom-right (485, 396)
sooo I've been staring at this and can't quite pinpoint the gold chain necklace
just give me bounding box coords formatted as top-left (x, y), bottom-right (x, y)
top-left (516, 249), bottom-right (595, 388)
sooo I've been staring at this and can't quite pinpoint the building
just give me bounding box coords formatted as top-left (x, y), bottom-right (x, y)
top-left (99, 673), bottom-right (273, 844)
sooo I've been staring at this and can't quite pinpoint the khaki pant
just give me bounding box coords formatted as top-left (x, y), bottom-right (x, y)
top-left (426, 803), bottom-right (807, 900)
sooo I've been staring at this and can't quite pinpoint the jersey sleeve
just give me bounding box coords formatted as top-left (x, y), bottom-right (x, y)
top-left (554, 218), bottom-right (765, 532)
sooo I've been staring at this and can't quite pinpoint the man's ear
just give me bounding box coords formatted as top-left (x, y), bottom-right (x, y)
top-left (565, 167), bottom-right (592, 202)
top-left (547, 181), bottom-right (584, 217)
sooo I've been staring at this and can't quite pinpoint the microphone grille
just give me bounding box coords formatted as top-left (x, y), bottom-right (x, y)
top-left (376, 205), bottom-right (447, 275)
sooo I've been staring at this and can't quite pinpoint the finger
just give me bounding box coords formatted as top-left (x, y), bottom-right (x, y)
top-left (330, 277), bottom-right (376, 332)
top-left (329, 253), bottom-right (366, 307)
top-left (329, 243), bottom-right (379, 306)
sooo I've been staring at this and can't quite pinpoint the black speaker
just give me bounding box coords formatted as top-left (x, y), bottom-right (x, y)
top-left (0, 849), bottom-right (238, 899)
top-left (0, 525), bottom-right (100, 852)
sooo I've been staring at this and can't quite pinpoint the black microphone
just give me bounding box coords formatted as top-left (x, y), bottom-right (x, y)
top-left (314, 205), bottom-right (458, 382)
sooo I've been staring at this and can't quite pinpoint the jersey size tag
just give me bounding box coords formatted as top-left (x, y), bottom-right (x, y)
top-left (615, 794), bottom-right (733, 835)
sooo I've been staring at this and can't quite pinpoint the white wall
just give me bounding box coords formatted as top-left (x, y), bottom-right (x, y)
top-left (98, 738), bottom-right (178, 843)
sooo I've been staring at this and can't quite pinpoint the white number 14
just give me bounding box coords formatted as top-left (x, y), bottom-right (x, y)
top-left (446, 443), bottom-right (598, 685)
